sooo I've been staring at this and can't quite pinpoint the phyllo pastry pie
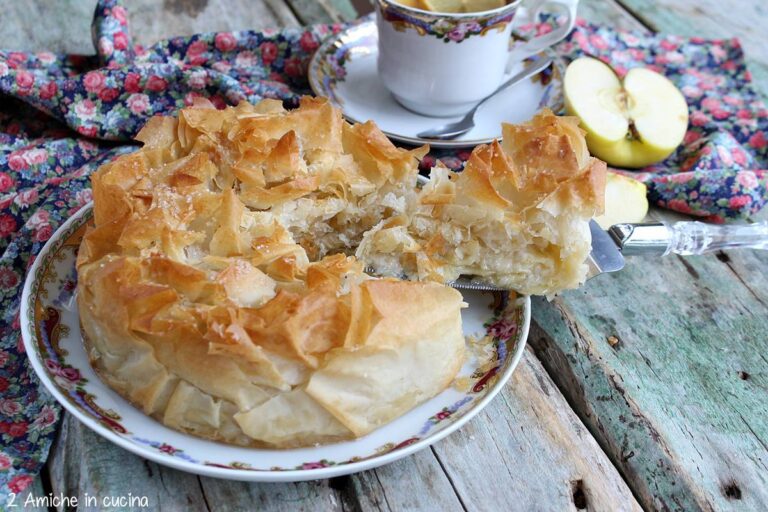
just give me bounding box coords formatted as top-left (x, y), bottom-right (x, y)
top-left (77, 97), bottom-right (605, 448)
top-left (357, 110), bottom-right (607, 296)
top-left (76, 97), bottom-right (464, 448)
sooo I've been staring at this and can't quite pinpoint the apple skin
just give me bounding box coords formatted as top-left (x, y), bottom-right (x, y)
top-left (564, 58), bottom-right (689, 169)
top-left (574, 126), bottom-right (678, 169)
top-left (593, 172), bottom-right (649, 229)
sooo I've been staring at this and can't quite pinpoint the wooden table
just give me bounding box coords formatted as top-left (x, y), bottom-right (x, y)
top-left (5, 0), bottom-right (767, 510)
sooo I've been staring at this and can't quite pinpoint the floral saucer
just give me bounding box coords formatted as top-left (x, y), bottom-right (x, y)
top-left (308, 20), bottom-right (565, 149)
top-left (20, 204), bottom-right (530, 482)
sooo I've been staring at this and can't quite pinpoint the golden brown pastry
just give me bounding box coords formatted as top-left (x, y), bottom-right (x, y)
top-left (356, 110), bottom-right (607, 296)
top-left (78, 98), bottom-right (605, 448)
top-left (77, 97), bottom-right (464, 448)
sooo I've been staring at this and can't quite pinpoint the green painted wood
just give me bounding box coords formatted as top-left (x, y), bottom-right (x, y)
top-left (10, 2), bottom-right (636, 510)
top-left (47, 415), bottom-right (210, 511)
top-left (9, 1), bottom-right (767, 510)
top-left (523, 2), bottom-right (768, 510)
top-left (530, 246), bottom-right (768, 510)
top-left (285, 0), bottom-right (360, 24)
top-left (432, 348), bottom-right (642, 511)
top-left (617, 0), bottom-right (768, 98)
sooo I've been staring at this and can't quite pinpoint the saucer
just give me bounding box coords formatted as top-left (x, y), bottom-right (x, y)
top-left (308, 20), bottom-right (565, 149)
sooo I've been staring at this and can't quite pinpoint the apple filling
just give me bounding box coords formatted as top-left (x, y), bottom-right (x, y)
top-left (356, 109), bottom-right (607, 297)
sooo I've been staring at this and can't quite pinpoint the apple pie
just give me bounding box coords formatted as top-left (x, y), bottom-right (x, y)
top-left (76, 97), bottom-right (604, 448)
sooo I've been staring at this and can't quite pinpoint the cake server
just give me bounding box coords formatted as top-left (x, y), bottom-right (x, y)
top-left (451, 219), bottom-right (768, 292)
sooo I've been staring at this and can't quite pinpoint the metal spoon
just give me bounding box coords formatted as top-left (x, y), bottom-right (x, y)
top-left (416, 57), bottom-right (554, 140)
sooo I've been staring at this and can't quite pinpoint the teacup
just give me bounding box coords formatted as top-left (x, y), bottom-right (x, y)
top-left (376, 0), bottom-right (578, 117)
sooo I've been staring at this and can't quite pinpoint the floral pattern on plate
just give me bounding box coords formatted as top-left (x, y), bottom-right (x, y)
top-left (20, 205), bottom-right (530, 480)
top-left (377, 0), bottom-right (515, 43)
top-left (314, 32), bottom-right (376, 107)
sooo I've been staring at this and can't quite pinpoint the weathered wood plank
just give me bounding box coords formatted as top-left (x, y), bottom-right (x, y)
top-left (47, 415), bottom-right (209, 511)
top-left (125, 0), bottom-right (301, 42)
top-left (433, 348), bottom-right (642, 512)
top-left (525, 1), bottom-right (768, 510)
top-left (344, 449), bottom-right (465, 511)
top-left (261, 0), bottom-right (303, 27)
top-left (14, 1), bottom-right (762, 511)
top-left (530, 245), bottom-right (768, 511)
top-left (0, 0), bottom-right (300, 53)
top-left (577, 0), bottom-right (652, 31)
top-left (197, 475), bottom-right (347, 512)
top-left (41, 353), bottom-right (642, 512)
top-left (0, 0), bottom-right (95, 54)
top-left (617, 0), bottom-right (768, 98)
top-left (0, 0), bottom-right (655, 53)
top-left (287, 0), bottom-right (649, 27)
top-left (285, 0), bottom-right (360, 24)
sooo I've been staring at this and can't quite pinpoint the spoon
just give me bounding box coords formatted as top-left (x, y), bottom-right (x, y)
top-left (416, 57), bottom-right (554, 140)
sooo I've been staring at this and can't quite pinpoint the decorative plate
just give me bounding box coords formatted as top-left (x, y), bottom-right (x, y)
top-left (308, 20), bottom-right (565, 149)
top-left (20, 204), bottom-right (530, 482)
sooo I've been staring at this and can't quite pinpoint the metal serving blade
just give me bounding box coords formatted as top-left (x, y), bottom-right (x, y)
top-left (366, 220), bottom-right (624, 292)
top-left (586, 219), bottom-right (625, 280)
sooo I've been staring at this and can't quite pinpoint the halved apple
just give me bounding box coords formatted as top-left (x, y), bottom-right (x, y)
top-left (564, 57), bottom-right (689, 169)
top-left (593, 172), bottom-right (649, 229)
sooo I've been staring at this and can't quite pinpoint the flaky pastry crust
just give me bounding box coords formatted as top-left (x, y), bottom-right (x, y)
top-left (77, 97), bottom-right (464, 448)
top-left (78, 99), bottom-right (605, 447)
top-left (357, 109), bottom-right (607, 296)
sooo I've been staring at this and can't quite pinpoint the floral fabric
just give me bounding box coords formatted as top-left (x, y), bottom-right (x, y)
top-left (0, 0), bottom-right (766, 498)
top-left (564, 20), bottom-right (768, 222)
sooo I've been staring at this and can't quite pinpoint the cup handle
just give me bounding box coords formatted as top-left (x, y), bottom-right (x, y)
top-left (505, 0), bottom-right (578, 71)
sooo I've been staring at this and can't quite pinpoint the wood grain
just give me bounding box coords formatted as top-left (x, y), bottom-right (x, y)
top-left (530, 247), bottom-right (768, 511)
top-left (0, 0), bottom-right (95, 53)
top-left (0, 0), bottom-right (299, 53)
top-left (433, 348), bottom-right (642, 512)
top-left (524, 2), bottom-right (768, 511)
top-left (617, 0), bottom-right (768, 98)
top-left (124, 0), bottom-right (301, 42)
top-left (576, 0), bottom-right (651, 31)
top-left (41, 351), bottom-right (639, 512)
top-left (341, 450), bottom-right (465, 511)
top-left (197, 476), bottom-right (347, 512)
top-left (284, 0), bottom-right (360, 24)
top-left (47, 415), bottom-right (210, 511)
